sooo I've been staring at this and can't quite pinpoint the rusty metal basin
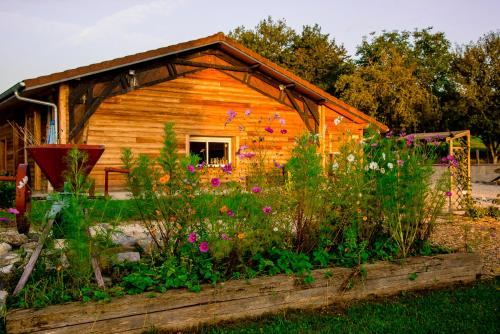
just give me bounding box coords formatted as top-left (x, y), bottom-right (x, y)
top-left (27, 144), bottom-right (105, 191)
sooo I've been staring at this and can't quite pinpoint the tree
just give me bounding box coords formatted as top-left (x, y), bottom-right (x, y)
top-left (336, 29), bottom-right (452, 132)
top-left (451, 31), bottom-right (500, 163)
top-left (229, 17), bottom-right (352, 94)
top-left (229, 17), bottom-right (296, 69)
top-left (336, 47), bottom-right (434, 132)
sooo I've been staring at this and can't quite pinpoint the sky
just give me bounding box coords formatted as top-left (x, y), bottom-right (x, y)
top-left (0, 0), bottom-right (498, 92)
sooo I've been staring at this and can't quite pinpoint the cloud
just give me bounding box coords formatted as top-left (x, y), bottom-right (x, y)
top-left (68, 0), bottom-right (184, 46)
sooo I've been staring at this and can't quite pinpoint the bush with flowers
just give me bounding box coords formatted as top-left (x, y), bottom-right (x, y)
top-left (8, 111), bottom-right (454, 310)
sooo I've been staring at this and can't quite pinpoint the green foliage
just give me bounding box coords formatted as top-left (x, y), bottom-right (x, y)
top-left (229, 16), bottom-right (352, 94)
top-left (0, 177), bottom-right (15, 209)
top-left (287, 134), bottom-right (325, 253)
top-left (336, 28), bottom-right (453, 132)
top-left (450, 31), bottom-right (500, 163)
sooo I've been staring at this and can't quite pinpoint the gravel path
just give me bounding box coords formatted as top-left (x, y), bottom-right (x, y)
top-left (431, 214), bottom-right (499, 278)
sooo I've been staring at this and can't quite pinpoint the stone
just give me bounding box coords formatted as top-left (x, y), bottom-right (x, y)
top-left (136, 237), bottom-right (156, 254)
top-left (0, 252), bottom-right (21, 267)
top-left (111, 233), bottom-right (137, 248)
top-left (21, 241), bottom-right (37, 254)
top-left (0, 264), bottom-right (14, 275)
top-left (118, 224), bottom-right (148, 240)
top-left (0, 231), bottom-right (28, 247)
top-left (53, 239), bottom-right (67, 250)
top-left (0, 242), bottom-right (11, 256)
top-left (116, 252), bottom-right (140, 263)
top-left (0, 290), bottom-right (7, 315)
top-left (89, 223), bottom-right (111, 237)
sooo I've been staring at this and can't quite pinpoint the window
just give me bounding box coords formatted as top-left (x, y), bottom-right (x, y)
top-left (189, 137), bottom-right (231, 167)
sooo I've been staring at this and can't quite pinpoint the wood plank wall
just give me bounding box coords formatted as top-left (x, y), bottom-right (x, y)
top-left (85, 68), bottom-right (363, 191)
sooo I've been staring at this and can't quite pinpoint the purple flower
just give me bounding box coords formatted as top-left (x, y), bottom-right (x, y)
top-left (187, 165), bottom-right (196, 173)
top-left (199, 241), bottom-right (209, 253)
top-left (280, 129), bottom-right (287, 135)
top-left (221, 163), bottom-right (233, 174)
top-left (211, 178), bottom-right (221, 187)
top-left (238, 124), bottom-right (245, 131)
top-left (225, 109), bottom-right (237, 126)
top-left (221, 233), bottom-right (232, 240)
top-left (262, 206), bottom-right (272, 214)
top-left (188, 232), bottom-right (197, 243)
top-left (370, 143), bottom-right (378, 147)
top-left (251, 186), bottom-right (261, 193)
top-left (385, 130), bottom-right (393, 138)
top-left (445, 191), bottom-right (453, 197)
top-left (264, 126), bottom-right (274, 134)
top-left (279, 118), bottom-right (286, 125)
top-left (196, 162), bottom-right (206, 170)
top-left (0, 217), bottom-right (9, 222)
top-left (7, 208), bottom-right (19, 215)
top-left (245, 109), bottom-right (251, 116)
top-left (227, 210), bottom-right (235, 217)
top-left (273, 161), bottom-right (284, 169)
top-left (239, 145), bottom-right (249, 151)
top-left (238, 152), bottom-right (256, 159)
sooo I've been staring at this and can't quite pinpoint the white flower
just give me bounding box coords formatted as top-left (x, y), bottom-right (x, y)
top-left (380, 168), bottom-right (386, 174)
top-left (17, 176), bottom-right (28, 189)
top-left (368, 161), bottom-right (379, 170)
top-left (382, 153), bottom-right (386, 160)
top-left (334, 116), bottom-right (344, 125)
top-left (331, 162), bottom-right (339, 170)
top-left (387, 162), bottom-right (394, 170)
top-left (462, 190), bottom-right (467, 194)
top-left (358, 193), bottom-right (362, 198)
top-left (347, 154), bottom-right (355, 162)
top-left (273, 227), bottom-right (279, 232)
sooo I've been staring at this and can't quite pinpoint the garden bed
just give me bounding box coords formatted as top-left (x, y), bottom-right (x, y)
top-left (6, 252), bottom-right (481, 334)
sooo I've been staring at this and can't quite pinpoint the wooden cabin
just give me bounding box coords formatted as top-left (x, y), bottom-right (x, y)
top-left (0, 33), bottom-right (386, 193)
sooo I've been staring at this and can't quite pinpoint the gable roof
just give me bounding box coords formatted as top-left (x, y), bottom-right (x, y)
top-left (0, 32), bottom-right (387, 131)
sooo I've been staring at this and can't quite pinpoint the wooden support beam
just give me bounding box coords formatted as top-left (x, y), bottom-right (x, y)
top-left (166, 63), bottom-right (177, 77)
top-left (69, 78), bottom-right (120, 141)
top-left (171, 59), bottom-right (252, 72)
top-left (58, 84), bottom-right (69, 144)
top-left (284, 88), bottom-right (314, 133)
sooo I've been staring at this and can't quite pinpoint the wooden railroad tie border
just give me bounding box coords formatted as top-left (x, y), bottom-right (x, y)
top-left (6, 252), bottom-right (482, 334)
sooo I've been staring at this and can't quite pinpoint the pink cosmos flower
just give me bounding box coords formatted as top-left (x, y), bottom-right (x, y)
top-left (262, 206), bottom-right (272, 214)
top-left (445, 191), bottom-right (453, 197)
top-left (273, 161), bottom-right (284, 169)
top-left (279, 118), bottom-right (286, 125)
top-left (188, 232), bottom-right (197, 243)
top-left (251, 186), bottom-right (261, 193)
top-left (211, 178), bottom-right (221, 187)
top-left (199, 241), bottom-right (209, 253)
top-left (264, 126), bottom-right (274, 133)
top-left (245, 109), bottom-right (252, 116)
top-left (221, 233), bottom-right (232, 240)
top-left (187, 165), bottom-right (196, 173)
top-left (280, 129), bottom-right (287, 135)
top-left (227, 210), bottom-right (235, 217)
top-left (221, 163), bottom-right (233, 174)
top-left (397, 160), bottom-right (404, 167)
top-left (0, 217), bottom-right (9, 222)
top-left (7, 208), bottom-right (19, 215)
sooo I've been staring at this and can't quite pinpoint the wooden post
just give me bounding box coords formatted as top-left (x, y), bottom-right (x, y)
top-left (448, 138), bottom-right (454, 213)
top-left (13, 202), bottom-right (63, 295)
top-left (466, 130), bottom-right (471, 194)
top-left (33, 110), bottom-right (42, 191)
top-left (318, 104), bottom-right (326, 168)
top-left (58, 84), bottom-right (69, 144)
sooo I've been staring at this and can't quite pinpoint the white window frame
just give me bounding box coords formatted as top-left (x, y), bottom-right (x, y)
top-left (188, 136), bottom-right (232, 167)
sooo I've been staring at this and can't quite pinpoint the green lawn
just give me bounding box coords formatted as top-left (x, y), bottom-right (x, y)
top-left (190, 279), bottom-right (499, 334)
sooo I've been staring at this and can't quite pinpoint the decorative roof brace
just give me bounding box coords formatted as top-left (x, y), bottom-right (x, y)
top-left (13, 82), bottom-right (58, 144)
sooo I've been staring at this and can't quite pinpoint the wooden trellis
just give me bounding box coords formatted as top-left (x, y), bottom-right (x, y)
top-left (410, 130), bottom-right (472, 212)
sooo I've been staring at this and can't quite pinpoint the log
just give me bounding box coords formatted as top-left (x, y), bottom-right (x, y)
top-left (6, 252), bottom-right (481, 334)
